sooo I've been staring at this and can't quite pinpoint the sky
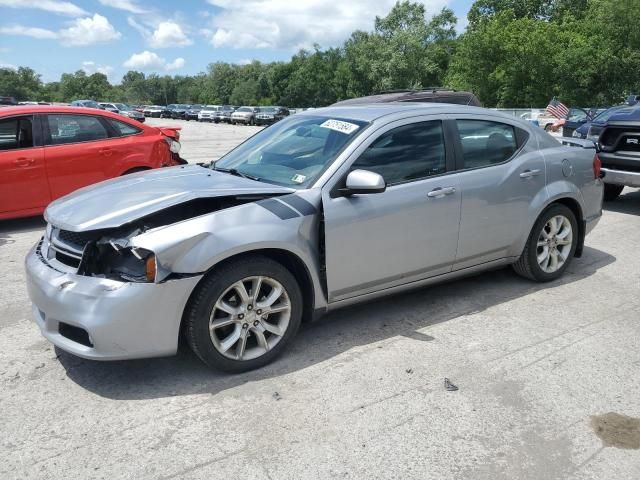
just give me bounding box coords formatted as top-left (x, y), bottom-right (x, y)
top-left (0, 0), bottom-right (473, 84)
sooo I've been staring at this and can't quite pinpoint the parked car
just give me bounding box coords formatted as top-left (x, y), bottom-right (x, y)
top-left (185, 104), bottom-right (204, 121)
top-left (0, 96), bottom-right (18, 105)
top-left (573, 105), bottom-right (628, 139)
top-left (24, 104), bottom-right (603, 372)
top-left (561, 108), bottom-right (606, 137)
top-left (99, 102), bottom-right (120, 113)
top-left (520, 111), bottom-right (557, 131)
top-left (0, 105), bottom-right (185, 221)
top-left (333, 88), bottom-right (483, 107)
top-left (214, 105), bottom-right (235, 123)
top-left (197, 105), bottom-right (220, 122)
top-left (255, 106), bottom-right (290, 126)
top-left (71, 100), bottom-right (103, 109)
top-left (98, 103), bottom-right (144, 122)
top-left (134, 105), bottom-right (147, 113)
top-left (143, 105), bottom-right (164, 118)
top-left (231, 106), bottom-right (260, 125)
top-left (170, 104), bottom-right (190, 120)
top-left (587, 104), bottom-right (640, 200)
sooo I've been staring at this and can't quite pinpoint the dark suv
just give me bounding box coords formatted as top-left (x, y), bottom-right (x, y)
top-left (332, 88), bottom-right (482, 107)
top-left (589, 105), bottom-right (640, 200)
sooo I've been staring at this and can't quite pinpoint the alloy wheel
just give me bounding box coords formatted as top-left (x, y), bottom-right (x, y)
top-left (536, 215), bottom-right (573, 273)
top-left (209, 276), bottom-right (291, 361)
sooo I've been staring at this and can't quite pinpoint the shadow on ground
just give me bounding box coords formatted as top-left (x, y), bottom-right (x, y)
top-left (603, 189), bottom-right (640, 215)
top-left (56, 245), bottom-right (615, 400)
top-left (0, 216), bottom-right (46, 247)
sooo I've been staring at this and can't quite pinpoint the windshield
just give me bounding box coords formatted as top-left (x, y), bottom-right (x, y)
top-left (215, 115), bottom-right (368, 188)
top-left (261, 107), bottom-right (276, 113)
top-left (237, 107), bottom-right (252, 112)
top-left (115, 103), bottom-right (130, 111)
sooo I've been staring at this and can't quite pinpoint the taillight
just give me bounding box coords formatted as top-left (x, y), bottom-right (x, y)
top-left (593, 153), bottom-right (602, 179)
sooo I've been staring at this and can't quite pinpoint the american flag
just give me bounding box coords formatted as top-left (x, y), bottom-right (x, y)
top-left (546, 97), bottom-right (569, 119)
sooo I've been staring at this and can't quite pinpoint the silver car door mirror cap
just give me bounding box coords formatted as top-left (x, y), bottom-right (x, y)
top-left (341, 169), bottom-right (386, 196)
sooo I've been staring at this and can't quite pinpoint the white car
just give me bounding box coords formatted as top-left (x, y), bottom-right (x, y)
top-left (198, 105), bottom-right (220, 122)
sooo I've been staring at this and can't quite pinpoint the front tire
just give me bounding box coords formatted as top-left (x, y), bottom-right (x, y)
top-left (603, 184), bottom-right (624, 201)
top-left (184, 256), bottom-right (303, 373)
top-left (513, 204), bottom-right (578, 282)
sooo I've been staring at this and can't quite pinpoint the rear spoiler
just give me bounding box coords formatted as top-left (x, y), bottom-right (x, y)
top-left (559, 137), bottom-right (598, 151)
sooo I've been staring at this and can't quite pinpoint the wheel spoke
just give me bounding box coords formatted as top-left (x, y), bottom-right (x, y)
top-left (232, 281), bottom-right (250, 305)
top-left (210, 316), bottom-right (236, 330)
top-left (557, 238), bottom-right (571, 246)
top-left (219, 325), bottom-right (241, 353)
top-left (263, 321), bottom-right (284, 336)
top-left (549, 251), bottom-right (559, 271)
top-left (253, 328), bottom-right (269, 351)
top-left (537, 239), bottom-right (548, 247)
top-left (260, 284), bottom-right (283, 308)
top-left (215, 299), bottom-right (238, 315)
top-left (251, 276), bottom-right (264, 303)
top-left (236, 329), bottom-right (249, 359)
top-left (266, 303), bottom-right (290, 315)
top-left (537, 246), bottom-right (549, 264)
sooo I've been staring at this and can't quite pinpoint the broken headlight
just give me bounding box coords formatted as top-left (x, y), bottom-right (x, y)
top-left (81, 243), bottom-right (156, 283)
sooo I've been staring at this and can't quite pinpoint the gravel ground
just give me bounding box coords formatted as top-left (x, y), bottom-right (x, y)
top-left (1, 118), bottom-right (639, 479)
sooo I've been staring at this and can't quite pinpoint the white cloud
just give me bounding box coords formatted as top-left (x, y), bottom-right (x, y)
top-left (0, 0), bottom-right (87, 17)
top-left (0, 25), bottom-right (58, 39)
top-left (82, 61), bottom-right (115, 80)
top-left (98, 0), bottom-right (147, 14)
top-left (149, 21), bottom-right (192, 48)
top-left (0, 14), bottom-right (121, 46)
top-left (204, 0), bottom-right (448, 50)
top-left (0, 61), bottom-right (17, 70)
top-left (127, 18), bottom-right (191, 48)
top-left (165, 57), bottom-right (185, 70)
top-left (123, 51), bottom-right (186, 72)
top-left (58, 14), bottom-right (121, 46)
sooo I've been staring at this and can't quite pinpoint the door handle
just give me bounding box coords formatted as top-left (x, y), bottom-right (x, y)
top-left (12, 157), bottom-right (35, 167)
top-left (519, 169), bottom-right (541, 179)
top-left (427, 186), bottom-right (456, 198)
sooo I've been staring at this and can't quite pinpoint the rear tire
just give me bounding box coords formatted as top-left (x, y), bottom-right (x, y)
top-left (603, 184), bottom-right (624, 201)
top-left (184, 256), bottom-right (303, 373)
top-left (513, 204), bottom-right (578, 282)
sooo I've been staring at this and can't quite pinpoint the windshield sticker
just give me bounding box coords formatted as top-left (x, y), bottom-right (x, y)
top-left (320, 119), bottom-right (360, 135)
top-left (291, 174), bottom-right (307, 184)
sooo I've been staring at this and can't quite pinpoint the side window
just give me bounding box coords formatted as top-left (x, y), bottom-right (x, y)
top-left (0, 116), bottom-right (34, 150)
top-left (456, 120), bottom-right (518, 169)
top-left (46, 114), bottom-right (108, 145)
top-left (351, 121), bottom-right (446, 185)
top-left (109, 119), bottom-right (141, 137)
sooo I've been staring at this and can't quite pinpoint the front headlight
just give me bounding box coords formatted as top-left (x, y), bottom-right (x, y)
top-left (84, 245), bottom-right (156, 282)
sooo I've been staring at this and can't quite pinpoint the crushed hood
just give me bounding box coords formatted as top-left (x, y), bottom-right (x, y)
top-left (45, 165), bottom-right (294, 231)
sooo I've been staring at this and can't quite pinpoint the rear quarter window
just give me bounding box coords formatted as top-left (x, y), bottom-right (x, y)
top-left (109, 119), bottom-right (142, 137)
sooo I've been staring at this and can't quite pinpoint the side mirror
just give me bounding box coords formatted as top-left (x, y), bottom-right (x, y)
top-left (340, 169), bottom-right (386, 196)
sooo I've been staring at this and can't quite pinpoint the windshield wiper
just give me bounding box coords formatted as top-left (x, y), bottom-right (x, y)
top-left (211, 163), bottom-right (261, 181)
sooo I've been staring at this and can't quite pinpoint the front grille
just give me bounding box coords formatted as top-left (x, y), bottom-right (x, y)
top-left (58, 229), bottom-right (97, 250)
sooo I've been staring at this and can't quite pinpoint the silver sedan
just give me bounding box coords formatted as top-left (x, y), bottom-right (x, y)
top-left (25, 104), bottom-right (604, 372)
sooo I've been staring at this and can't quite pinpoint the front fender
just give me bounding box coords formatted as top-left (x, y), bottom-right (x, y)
top-left (130, 196), bottom-right (327, 310)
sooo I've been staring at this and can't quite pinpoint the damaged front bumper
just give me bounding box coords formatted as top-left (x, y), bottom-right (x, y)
top-left (25, 240), bottom-right (202, 361)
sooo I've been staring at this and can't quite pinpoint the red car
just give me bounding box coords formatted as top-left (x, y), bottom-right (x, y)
top-left (0, 105), bottom-right (186, 221)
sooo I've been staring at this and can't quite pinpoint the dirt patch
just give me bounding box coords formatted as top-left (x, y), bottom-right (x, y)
top-left (590, 412), bottom-right (640, 449)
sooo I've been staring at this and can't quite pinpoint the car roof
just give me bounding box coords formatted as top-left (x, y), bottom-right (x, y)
top-left (0, 105), bottom-right (153, 124)
top-left (295, 102), bottom-right (517, 123)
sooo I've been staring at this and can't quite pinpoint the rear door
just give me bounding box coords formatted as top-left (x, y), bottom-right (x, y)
top-left (450, 117), bottom-right (546, 269)
top-left (43, 113), bottom-right (114, 199)
top-left (0, 114), bottom-right (49, 216)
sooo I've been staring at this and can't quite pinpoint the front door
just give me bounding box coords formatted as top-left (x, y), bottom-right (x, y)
top-left (322, 119), bottom-right (461, 302)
